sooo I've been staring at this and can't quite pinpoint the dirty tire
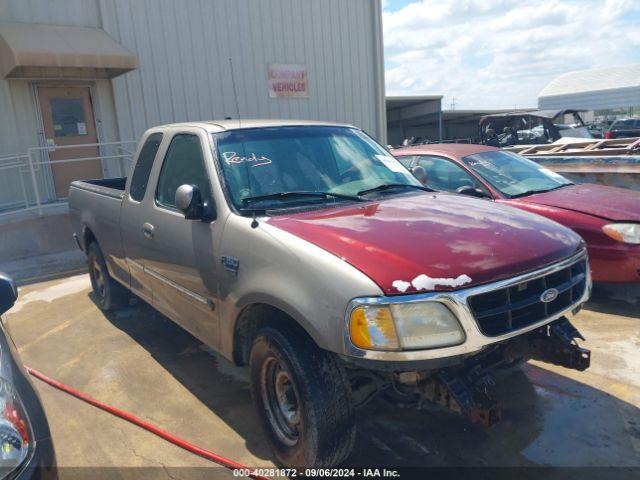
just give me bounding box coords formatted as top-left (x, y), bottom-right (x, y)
top-left (250, 327), bottom-right (356, 468)
top-left (87, 242), bottom-right (129, 311)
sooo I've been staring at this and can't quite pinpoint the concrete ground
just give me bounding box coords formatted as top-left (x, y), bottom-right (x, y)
top-left (4, 274), bottom-right (640, 478)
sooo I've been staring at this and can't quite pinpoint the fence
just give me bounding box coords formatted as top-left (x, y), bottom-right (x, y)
top-left (0, 141), bottom-right (136, 217)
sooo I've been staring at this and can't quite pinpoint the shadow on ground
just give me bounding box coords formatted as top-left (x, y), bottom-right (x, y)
top-left (94, 294), bottom-right (273, 462)
top-left (93, 292), bottom-right (640, 471)
top-left (586, 283), bottom-right (640, 319)
top-left (351, 364), bottom-right (640, 469)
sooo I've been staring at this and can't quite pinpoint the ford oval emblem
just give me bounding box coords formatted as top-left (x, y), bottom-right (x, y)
top-left (540, 288), bottom-right (559, 303)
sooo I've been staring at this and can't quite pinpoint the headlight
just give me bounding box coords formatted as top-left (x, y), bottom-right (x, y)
top-left (349, 301), bottom-right (465, 351)
top-left (0, 378), bottom-right (31, 472)
top-left (602, 223), bottom-right (640, 244)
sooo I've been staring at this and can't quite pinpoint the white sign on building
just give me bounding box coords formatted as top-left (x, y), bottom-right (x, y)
top-left (267, 64), bottom-right (309, 98)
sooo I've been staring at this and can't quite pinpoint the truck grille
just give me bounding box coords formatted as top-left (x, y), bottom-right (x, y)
top-left (467, 257), bottom-right (588, 337)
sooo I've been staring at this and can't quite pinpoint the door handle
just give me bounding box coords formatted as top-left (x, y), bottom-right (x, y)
top-left (142, 223), bottom-right (155, 239)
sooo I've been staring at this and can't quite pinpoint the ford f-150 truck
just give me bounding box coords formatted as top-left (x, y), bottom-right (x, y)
top-left (69, 120), bottom-right (592, 468)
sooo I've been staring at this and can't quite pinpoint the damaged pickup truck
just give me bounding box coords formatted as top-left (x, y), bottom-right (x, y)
top-left (69, 120), bottom-right (592, 468)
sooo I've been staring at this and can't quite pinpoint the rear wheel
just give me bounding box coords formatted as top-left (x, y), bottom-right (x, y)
top-left (250, 327), bottom-right (356, 468)
top-left (87, 242), bottom-right (129, 311)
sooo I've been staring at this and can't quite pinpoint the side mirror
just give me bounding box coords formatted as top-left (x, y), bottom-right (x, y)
top-left (0, 273), bottom-right (18, 316)
top-left (410, 165), bottom-right (428, 185)
top-left (175, 184), bottom-right (204, 220)
top-left (456, 186), bottom-right (491, 199)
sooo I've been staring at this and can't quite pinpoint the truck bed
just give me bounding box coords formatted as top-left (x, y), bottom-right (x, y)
top-left (70, 177), bottom-right (127, 199)
top-left (68, 177), bottom-right (127, 267)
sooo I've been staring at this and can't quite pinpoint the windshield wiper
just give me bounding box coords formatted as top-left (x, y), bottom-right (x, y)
top-left (357, 183), bottom-right (435, 196)
top-left (510, 183), bottom-right (573, 198)
top-left (241, 191), bottom-right (364, 206)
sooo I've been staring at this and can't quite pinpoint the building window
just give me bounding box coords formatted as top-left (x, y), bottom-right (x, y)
top-left (50, 98), bottom-right (87, 137)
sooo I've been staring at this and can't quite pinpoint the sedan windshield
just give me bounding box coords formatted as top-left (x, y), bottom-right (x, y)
top-left (213, 126), bottom-right (421, 210)
top-left (462, 150), bottom-right (572, 198)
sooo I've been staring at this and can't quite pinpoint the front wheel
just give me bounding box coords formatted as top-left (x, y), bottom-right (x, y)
top-left (250, 327), bottom-right (356, 468)
top-left (87, 242), bottom-right (129, 311)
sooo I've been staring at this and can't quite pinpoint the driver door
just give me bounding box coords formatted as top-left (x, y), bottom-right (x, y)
top-left (143, 131), bottom-right (221, 348)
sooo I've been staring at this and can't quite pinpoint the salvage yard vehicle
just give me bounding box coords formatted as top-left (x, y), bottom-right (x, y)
top-left (479, 109), bottom-right (593, 146)
top-left (605, 118), bottom-right (640, 139)
top-left (393, 143), bottom-right (640, 284)
top-left (69, 120), bottom-right (592, 468)
top-left (0, 274), bottom-right (56, 479)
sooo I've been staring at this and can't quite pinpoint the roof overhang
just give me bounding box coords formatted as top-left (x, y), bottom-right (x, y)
top-left (0, 22), bottom-right (138, 79)
top-left (386, 95), bottom-right (443, 127)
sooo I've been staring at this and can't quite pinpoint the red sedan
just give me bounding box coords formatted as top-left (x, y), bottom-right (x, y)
top-left (392, 144), bottom-right (640, 283)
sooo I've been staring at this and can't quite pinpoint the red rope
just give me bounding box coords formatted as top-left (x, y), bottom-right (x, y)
top-left (25, 366), bottom-right (269, 480)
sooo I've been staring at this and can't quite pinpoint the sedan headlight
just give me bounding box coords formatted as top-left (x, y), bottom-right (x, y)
top-left (602, 223), bottom-right (640, 244)
top-left (349, 301), bottom-right (465, 351)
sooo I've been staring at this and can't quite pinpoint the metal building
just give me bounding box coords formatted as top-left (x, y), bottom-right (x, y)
top-left (538, 63), bottom-right (640, 113)
top-left (386, 95), bottom-right (443, 146)
top-left (385, 95), bottom-right (534, 146)
top-left (0, 0), bottom-right (385, 213)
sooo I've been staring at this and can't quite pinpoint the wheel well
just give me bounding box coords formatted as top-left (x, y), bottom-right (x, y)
top-left (232, 303), bottom-right (315, 366)
top-left (83, 227), bottom-right (97, 251)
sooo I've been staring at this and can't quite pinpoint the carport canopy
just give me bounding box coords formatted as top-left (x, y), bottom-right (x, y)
top-left (0, 22), bottom-right (138, 79)
top-left (386, 95), bottom-right (443, 127)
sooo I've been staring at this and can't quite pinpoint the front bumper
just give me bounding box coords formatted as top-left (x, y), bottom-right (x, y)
top-left (589, 243), bottom-right (640, 283)
top-left (343, 249), bottom-right (591, 365)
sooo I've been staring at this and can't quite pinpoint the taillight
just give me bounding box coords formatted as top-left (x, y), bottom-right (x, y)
top-left (0, 380), bottom-right (31, 470)
top-left (604, 131), bottom-right (612, 139)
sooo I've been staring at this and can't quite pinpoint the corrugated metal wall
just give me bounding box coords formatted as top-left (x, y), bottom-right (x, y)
top-left (0, 0), bottom-right (385, 209)
top-left (100, 0), bottom-right (385, 142)
top-left (0, 0), bottom-right (101, 27)
top-left (0, 0), bottom-right (104, 155)
top-left (0, 0), bottom-right (107, 208)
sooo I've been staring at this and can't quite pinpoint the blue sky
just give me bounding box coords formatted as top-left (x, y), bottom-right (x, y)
top-left (382, 0), bottom-right (640, 109)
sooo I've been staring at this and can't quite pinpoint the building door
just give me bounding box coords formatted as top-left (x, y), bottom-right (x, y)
top-left (37, 86), bottom-right (102, 199)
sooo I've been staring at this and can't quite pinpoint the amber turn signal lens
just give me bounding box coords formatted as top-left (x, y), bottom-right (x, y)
top-left (349, 306), bottom-right (400, 351)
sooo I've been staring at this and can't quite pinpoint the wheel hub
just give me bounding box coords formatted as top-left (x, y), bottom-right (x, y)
top-left (90, 256), bottom-right (105, 298)
top-left (263, 358), bottom-right (301, 446)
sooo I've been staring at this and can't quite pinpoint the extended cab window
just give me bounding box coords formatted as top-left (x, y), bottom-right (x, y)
top-left (129, 133), bottom-right (163, 201)
top-left (416, 155), bottom-right (485, 193)
top-left (156, 134), bottom-right (212, 209)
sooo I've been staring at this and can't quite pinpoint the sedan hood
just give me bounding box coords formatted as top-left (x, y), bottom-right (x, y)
top-left (267, 193), bottom-right (583, 295)
top-left (520, 184), bottom-right (640, 221)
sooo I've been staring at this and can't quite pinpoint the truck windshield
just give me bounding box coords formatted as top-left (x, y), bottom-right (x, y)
top-left (462, 150), bottom-right (572, 198)
top-left (212, 126), bottom-right (421, 210)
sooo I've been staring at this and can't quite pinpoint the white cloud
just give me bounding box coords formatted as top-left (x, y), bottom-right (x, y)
top-left (383, 0), bottom-right (640, 109)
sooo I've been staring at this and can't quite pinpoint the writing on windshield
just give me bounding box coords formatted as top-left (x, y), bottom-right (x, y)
top-left (222, 151), bottom-right (272, 168)
top-left (213, 126), bottom-right (420, 209)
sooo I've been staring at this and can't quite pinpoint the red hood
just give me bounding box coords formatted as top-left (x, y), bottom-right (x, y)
top-left (518, 184), bottom-right (640, 222)
top-left (267, 193), bottom-right (583, 295)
